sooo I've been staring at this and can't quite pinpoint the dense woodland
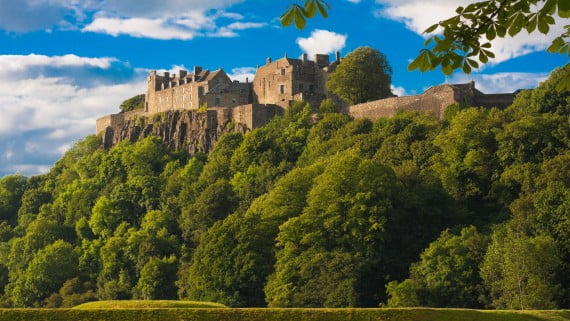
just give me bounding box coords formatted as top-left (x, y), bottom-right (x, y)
top-left (0, 67), bottom-right (568, 309)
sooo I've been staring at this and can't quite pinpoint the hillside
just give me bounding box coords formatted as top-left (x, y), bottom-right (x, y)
top-left (0, 67), bottom-right (567, 309)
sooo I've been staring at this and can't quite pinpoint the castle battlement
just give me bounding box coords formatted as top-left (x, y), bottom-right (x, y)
top-left (96, 51), bottom-right (517, 139)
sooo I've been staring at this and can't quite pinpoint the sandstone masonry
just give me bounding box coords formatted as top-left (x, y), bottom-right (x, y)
top-left (96, 52), bottom-right (516, 151)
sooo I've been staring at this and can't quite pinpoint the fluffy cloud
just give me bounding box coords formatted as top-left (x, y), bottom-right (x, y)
top-left (391, 84), bottom-right (408, 97)
top-left (83, 17), bottom-right (199, 40)
top-left (228, 67), bottom-right (256, 83)
top-left (297, 29), bottom-right (347, 57)
top-left (0, 54), bottom-right (116, 72)
top-left (0, 0), bottom-right (265, 40)
top-left (374, 0), bottom-right (565, 64)
top-left (0, 0), bottom-right (78, 32)
top-left (448, 72), bottom-right (549, 94)
top-left (0, 54), bottom-right (145, 176)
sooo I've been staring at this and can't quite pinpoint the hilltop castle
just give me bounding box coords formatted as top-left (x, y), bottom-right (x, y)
top-left (96, 52), bottom-right (516, 142)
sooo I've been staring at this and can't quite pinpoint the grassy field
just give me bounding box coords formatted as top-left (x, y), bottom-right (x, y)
top-left (0, 308), bottom-right (568, 321)
top-left (72, 299), bottom-right (227, 309)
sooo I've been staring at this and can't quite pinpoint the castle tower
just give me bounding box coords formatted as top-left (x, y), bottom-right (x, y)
top-left (146, 70), bottom-right (158, 113)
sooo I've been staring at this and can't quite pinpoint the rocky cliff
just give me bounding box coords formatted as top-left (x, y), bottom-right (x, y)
top-left (100, 109), bottom-right (247, 154)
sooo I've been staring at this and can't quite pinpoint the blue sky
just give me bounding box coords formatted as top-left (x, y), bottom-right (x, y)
top-left (0, 0), bottom-right (568, 177)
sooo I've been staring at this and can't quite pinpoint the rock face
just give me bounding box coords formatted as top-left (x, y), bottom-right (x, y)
top-left (100, 109), bottom-right (247, 154)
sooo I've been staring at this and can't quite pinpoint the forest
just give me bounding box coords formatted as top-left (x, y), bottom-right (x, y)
top-left (0, 66), bottom-right (568, 309)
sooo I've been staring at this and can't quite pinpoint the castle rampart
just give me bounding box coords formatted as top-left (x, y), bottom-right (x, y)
top-left (96, 53), bottom-right (517, 152)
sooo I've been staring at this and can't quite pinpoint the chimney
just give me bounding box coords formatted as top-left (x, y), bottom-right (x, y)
top-left (302, 53), bottom-right (308, 63)
top-left (179, 69), bottom-right (187, 79)
top-left (164, 71), bottom-right (170, 79)
top-left (266, 57), bottom-right (272, 64)
top-left (246, 77), bottom-right (249, 83)
top-left (194, 66), bottom-right (202, 75)
top-left (336, 51), bottom-right (341, 62)
top-left (314, 54), bottom-right (329, 67)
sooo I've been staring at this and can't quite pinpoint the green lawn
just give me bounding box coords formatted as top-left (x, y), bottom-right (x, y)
top-left (0, 307), bottom-right (567, 321)
top-left (72, 299), bottom-right (227, 309)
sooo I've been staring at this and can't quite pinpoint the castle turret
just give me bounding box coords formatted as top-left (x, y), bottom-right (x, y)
top-left (314, 54), bottom-right (329, 68)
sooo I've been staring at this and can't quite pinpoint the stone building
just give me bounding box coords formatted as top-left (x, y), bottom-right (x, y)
top-left (348, 81), bottom-right (515, 120)
top-left (253, 52), bottom-right (341, 109)
top-left (96, 52), bottom-right (517, 140)
top-left (97, 52), bottom-right (340, 135)
top-left (145, 67), bottom-right (251, 113)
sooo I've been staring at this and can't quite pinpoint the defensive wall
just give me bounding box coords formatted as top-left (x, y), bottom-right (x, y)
top-left (347, 82), bottom-right (515, 120)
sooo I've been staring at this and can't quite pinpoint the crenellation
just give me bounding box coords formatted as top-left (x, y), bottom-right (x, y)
top-left (97, 52), bottom-right (516, 150)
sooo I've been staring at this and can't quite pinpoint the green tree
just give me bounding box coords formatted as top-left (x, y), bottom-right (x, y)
top-left (480, 225), bottom-right (562, 309)
top-left (326, 47), bottom-right (392, 105)
top-left (11, 240), bottom-right (79, 307)
top-left (0, 175), bottom-right (27, 225)
top-left (119, 94), bottom-right (145, 112)
top-left (133, 256), bottom-right (178, 300)
top-left (265, 151), bottom-right (398, 307)
top-left (385, 226), bottom-right (489, 308)
top-left (180, 163), bottom-right (324, 307)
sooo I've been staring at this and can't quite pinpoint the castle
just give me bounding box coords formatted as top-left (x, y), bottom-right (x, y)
top-left (96, 52), bottom-right (516, 138)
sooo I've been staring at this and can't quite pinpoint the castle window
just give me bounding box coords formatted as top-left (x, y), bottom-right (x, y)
top-left (280, 85), bottom-right (285, 94)
top-left (215, 97), bottom-right (221, 106)
top-left (309, 85), bottom-right (314, 92)
top-left (232, 98), bottom-right (236, 104)
top-left (198, 87), bottom-right (204, 96)
top-left (299, 84), bottom-right (304, 92)
top-left (281, 69), bottom-right (285, 75)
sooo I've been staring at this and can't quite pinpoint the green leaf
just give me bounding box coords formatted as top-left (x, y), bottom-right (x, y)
top-left (294, 11), bottom-right (307, 29)
top-left (305, 0), bottom-right (317, 18)
top-left (486, 26), bottom-right (496, 40)
top-left (508, 13), bottom-right (524, 37)
top-left (543, 0), bottom-right (557, 14)
top-left (479, 51), bottom-right (489, 63)
top-left (425, 23), bottom-right (439, 34)
top-left (547, 37), bottom-right (565, 53)
top-left (554, 70), bottom-right (570, 92)
top-left (442, 63), bottom-right (453, 76)
top-left (559, 0), bottom-right (570, 12)
top-left (559, 9), bottom-right (570, 18)
top-left (525, 14), bottom-right (537, 33)
top-left (462, 61), bottom-right (472, 74)
top-left (537, 16), bottom-right (550, 34)
top-left (481, 42), bottom-right (492, 48)
top-left (456, 6), bottom-right (464, 14)
top-left (315, 0), bottom-right (329, 18)
top-left (281, 8), bottom-right (295, 27)
top-left (496, 25), bottom-right (507, 37)
top-left (467, 58), bottom-right (479, 69)
top-left (482, 49), bottom-right (495, 58)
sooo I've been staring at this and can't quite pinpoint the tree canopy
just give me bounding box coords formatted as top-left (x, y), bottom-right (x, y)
top-left (0, 67), bottom-right (567, 309)
top-left (326, 47), bottom-right (392, 104)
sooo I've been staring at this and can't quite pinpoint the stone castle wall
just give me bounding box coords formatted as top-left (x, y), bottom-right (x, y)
top-left (348, 84), bottom-right (459, 120)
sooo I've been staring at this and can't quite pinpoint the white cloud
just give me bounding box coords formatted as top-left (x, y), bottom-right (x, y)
top-left (0, 53), bottom-right (146, 176)
top-left (83, 17), bottom-right (198, 40)
top-left (391, 84), bottom-right (408, 96)
top-left (7, 164), bottom-right (52, 176)
top-left (226, 22), bottom-right (266, 30)
top-left (0, 0), bottom-right (258, 39)
top-left (83, 10), bottom-right (267, 40)
top-left (0, 54), bottom-right (116, 73)
top-left (228, 67), bottom-right (256, 82)
top-left (297, 29), bottom-right (347, 57)
top-left (375, 0), bottom-right (566, 64)
top-left (448, 72), bottom-right (549, 94)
